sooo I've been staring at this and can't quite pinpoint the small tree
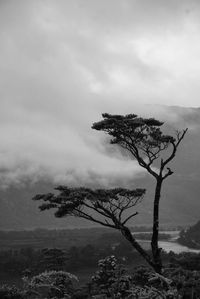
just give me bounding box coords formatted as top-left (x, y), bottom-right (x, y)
top-left (33, 113), bottom-right (187, 273)
top-left (33, 188), bottom-right (150, 265)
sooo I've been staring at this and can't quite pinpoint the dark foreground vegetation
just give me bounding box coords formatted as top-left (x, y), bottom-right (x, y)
top-left (1, 254), bottom-right (200, 298)
top-left (0, 228), bottom-right (173, 280)
top-left (1, 238), bottom-right (200, 298)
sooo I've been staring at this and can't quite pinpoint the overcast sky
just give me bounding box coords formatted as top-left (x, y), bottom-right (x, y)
top-left (0, 0), bottom-right (200, 188)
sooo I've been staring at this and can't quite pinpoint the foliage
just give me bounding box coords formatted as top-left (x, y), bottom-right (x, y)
top-left (163, 267), bottom-right (200, 298)
top-left (33, 187), bottom-right (145, 228)
top-left (1, 254), bottom-right (200, 298)
top-left (1, 242), bottom-right (200, 280)
top-left (91, 255), bottom-right (132, 298)
top-left (0, 285), bottom-right (24, 299)
top-left (92, 113), bottom-right (186, 178)
top-left (90, 256), bottom-right (185, 298)
top-left (90, 256), bottom-right (200, 298)
top-left (126, 286), bottom-right (179, 299)
top-left (131, 266), bottom-right (154, 286)
top-left (23, 270), bottom-right (78, 298)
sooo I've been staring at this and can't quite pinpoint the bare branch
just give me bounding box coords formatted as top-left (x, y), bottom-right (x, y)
top-left (162, 167), bottom-right (174, 179)
top-left (122, 212), bottom-right (138, 225)
top-left (74, 208), bottom-right (116, 229)
top-left (161, 128), bottom-right (188, 172)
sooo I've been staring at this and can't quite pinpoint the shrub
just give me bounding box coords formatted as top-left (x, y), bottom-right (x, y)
top-left (91, 255), bottom-right (132, 298)
top-left (0, 285), bottom-right (24, 299)
top-left (23, 270), bottom-right (78, 298)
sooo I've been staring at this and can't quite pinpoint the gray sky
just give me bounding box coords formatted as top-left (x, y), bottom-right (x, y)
top-left (0, 0), bottom-right (200, 188)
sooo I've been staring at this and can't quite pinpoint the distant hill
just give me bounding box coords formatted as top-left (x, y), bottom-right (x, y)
top-left (178, 220), bottom-right (200, 249)
top-left (0, 105), bottom-right (200, 229)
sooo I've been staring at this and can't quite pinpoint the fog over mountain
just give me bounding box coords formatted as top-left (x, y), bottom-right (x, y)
top-left (0, 105), bottom-right (200, 229)
top-left (1, 1), bottom-right (200, 229)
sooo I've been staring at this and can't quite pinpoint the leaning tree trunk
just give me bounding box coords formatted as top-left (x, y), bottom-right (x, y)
top-left (119, 225), bottom-right (157, 271)
top-left (151, 178), bottom-right (163, 274)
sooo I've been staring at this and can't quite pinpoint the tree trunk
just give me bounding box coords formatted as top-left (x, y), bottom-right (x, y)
top-left (119, 225), bottom-right (156, 270)
top-left (151, 178), bottom-right (163, 274)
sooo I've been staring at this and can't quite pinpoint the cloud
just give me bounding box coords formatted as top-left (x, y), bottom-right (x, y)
top-left (0, 0), bottom-right (200, 188)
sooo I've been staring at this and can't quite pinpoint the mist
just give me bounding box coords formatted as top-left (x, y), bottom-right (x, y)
top-left (1, 0), bottom-right (200, 188)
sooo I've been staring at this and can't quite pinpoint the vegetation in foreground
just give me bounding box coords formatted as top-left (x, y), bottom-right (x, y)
top-left (1, 236), bottom-right (200, 298)
top-left (1, 253), bottom-right (200, 298)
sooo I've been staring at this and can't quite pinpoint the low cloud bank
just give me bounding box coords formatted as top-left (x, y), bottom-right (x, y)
top-left (0, 0), bottom-right (200, 188)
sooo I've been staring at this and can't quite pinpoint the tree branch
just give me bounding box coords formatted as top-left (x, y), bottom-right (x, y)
top-left (74, 209), bottom-right (116, 229)
top-left (161, 129), bottom-right (188, 171)
top-left (162, 167), bottom-right (174, 179)
top-left (122, 212), bottom-right (138, 225)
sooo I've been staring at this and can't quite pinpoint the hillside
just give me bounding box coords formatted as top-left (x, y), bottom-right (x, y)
top-left (178, 220), bottom-right (200, 249)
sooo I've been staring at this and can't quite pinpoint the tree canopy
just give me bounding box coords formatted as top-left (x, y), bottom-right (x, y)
top-left (33, 187), bottom-right (145, 228)
top-left (92, 113), bottom-right (187, 179)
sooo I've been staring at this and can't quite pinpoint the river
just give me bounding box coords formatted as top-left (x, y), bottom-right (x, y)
top-left (134, 231), bottom-right (200, 254)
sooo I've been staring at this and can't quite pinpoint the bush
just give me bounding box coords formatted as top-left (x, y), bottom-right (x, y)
top-left (23, 270), bottom-right (78, 298)
top-left (90, 257), bottom-right (200, 298)
top-left (0, 285), bottom-right (24, 299)
top-left (91, 255), bottom-right (132, 298)
top-left (164, 267), bottom-right (200, 298)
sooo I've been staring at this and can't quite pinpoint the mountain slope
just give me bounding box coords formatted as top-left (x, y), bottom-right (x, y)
top-left (178, 220), bottom-right (200, 248)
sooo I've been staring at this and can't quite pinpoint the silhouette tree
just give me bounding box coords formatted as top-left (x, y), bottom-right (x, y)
top-left (33, 188), bottom-right (150, 265)
top-left (92, 113), bottom-right (187, 273)
top-left (33, 113), bottom-right (187, 273)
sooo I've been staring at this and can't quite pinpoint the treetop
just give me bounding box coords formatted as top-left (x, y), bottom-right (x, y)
top-left (92, 113), bottom-right (174, 147)
top-left (33, 186), bottom-right (146, 220)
